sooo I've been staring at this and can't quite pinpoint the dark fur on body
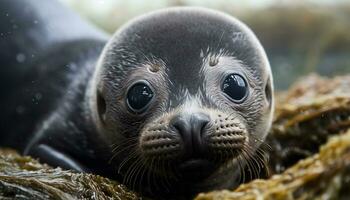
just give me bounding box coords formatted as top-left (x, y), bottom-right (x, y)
top-left (0, 1), bottom-right (273, 199)
top-left (0, 0), bottom-right (110, 173)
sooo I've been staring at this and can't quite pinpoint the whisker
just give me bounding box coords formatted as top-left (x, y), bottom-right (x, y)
top-left (241, 148), bottom-right (254, 181)
top-left (109, 139), bottom-right (139, 164)
top-left (131, 157), bottom-right (145, 191)
top-left (123, 154), bottom-right (142, 188)
top-left (118, 147), bottom-right (139, 174)
top-left (237, 155), bottom-right (246, 183)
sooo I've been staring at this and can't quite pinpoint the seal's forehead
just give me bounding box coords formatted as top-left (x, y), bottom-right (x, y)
top-left (114, 8), bottom-right (258, 51)
top-left (107, 7), bottom-right (270, 81)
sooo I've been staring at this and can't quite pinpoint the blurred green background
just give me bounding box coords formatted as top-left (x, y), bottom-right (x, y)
top-left (60, 0), bottom-right (350, 90)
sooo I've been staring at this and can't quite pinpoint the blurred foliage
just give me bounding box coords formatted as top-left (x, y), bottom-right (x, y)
top-left (240, 4), bottom-right (350, 89)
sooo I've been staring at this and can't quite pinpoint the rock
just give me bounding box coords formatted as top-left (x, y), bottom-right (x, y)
top-left (268, 74), bottom-right (350, 173)
top-left (0, 149), bottom-right (141, 200)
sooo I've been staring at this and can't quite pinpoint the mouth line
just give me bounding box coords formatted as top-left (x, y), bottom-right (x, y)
top-left (178, 158), bottom-right (213, 171)
top-left (175, 158), bottom-right (217, 181)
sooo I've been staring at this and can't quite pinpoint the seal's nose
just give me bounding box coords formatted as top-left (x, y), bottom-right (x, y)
top-left (170, 113), bottom-right (210, 156)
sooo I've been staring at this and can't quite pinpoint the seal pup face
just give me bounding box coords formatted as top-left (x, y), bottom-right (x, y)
top-left (90, 7), bottom-right (274, 194)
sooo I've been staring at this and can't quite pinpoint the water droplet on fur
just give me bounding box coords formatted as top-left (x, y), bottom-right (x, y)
top-left (35, 93), bottom-right (42, 100)
top-left (16, 105), bottom-right (25, 114)
top-left (16, 53), bottom-right (26, 63)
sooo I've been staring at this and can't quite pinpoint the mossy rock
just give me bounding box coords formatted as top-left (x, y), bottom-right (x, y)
top-left (268, 74), bottom-right (350, 173)
top-left (0, 149), bottom-right (141, 200)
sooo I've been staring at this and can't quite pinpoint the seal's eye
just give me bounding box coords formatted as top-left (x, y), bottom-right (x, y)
top-left (222, 74), bottom-right (248, 103)
top-left (126, 82), bottom-right (154, 113)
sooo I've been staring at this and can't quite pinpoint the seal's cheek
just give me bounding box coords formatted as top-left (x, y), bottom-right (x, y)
top-left (139, 120), bottom-right (183, 162)
top-left (202, 112), bottom-right (248, 161)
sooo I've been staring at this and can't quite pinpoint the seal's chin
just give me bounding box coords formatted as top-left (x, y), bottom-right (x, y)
top-left (177, 159), bottom-right (216, 181)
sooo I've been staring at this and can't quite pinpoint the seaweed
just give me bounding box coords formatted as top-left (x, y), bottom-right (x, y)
top-left (0, 149), bottom-right (141, 200)
top-left (268, 74), bottom-right (350, 173)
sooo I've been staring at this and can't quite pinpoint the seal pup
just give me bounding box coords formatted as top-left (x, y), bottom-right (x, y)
top-left (0, 1), bottom-right (274, 199)
top-left (85, 7), bottom-right (274, 197)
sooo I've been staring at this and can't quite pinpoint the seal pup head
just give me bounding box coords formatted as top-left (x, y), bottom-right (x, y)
top-left (90, 7), bottom-right (274, 195)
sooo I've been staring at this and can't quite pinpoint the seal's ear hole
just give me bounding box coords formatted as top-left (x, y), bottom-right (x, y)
top-left (97, 91), bottom-right (107, 122)
top-left (265, 78), bottom-right (272, 108)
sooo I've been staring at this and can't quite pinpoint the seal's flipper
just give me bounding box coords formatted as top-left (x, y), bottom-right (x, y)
top-left (28, 144), bottom-right (89, 172)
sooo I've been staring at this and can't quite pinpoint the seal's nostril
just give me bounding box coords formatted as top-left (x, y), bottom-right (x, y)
top-left (170, 113), bottom-right (210, 155)
top-left (191, 113), bottom-right (210, 154)
top-left (172, 116), bottom-right (191, 137)
top-left (190, 113), bottom-right (210, 136)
